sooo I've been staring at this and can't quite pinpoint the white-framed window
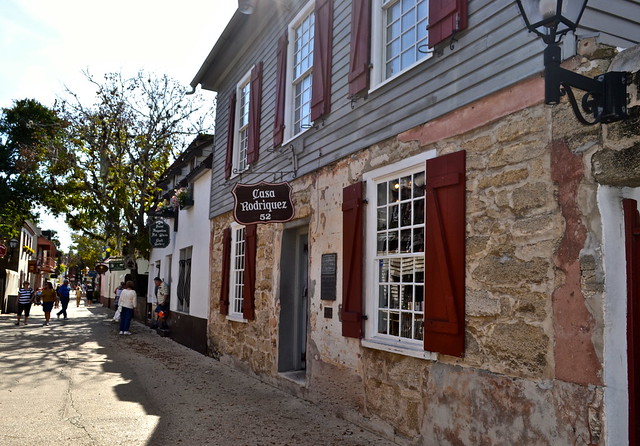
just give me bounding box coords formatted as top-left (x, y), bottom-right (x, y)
top-left (233, 70), bottom-right (251, 175)
top-left (371, 0), bottom-right (430, 88)
top-left (229, 223), bottom-right (246, 320)
top-left (363, 150), bottom-right (436, 356)
top-left (284, 1), bottom-right (315, 141)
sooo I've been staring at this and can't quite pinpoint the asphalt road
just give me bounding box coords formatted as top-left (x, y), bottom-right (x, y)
top-left (0, 301), bottom-right (394, 446)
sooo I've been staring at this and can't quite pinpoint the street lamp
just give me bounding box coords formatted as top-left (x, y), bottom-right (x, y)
top-left (515, 0), bottom-right (629, 125)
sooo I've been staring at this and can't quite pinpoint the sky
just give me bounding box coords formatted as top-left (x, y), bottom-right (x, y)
top-left (1, 0), bottom-right (238, 251)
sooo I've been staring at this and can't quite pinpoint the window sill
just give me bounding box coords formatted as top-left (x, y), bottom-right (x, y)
top-left (226, 314), bottom-right (248, 324)
top-left (368, 55), bottom-right (432, 97)
top-left (361, 337), bottom-right (438, 361)
top-left (281, 126), bottom-right (312, 148)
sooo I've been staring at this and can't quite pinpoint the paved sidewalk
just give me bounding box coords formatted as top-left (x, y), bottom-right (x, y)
top-left (0, 302), bottom-right (394, 445)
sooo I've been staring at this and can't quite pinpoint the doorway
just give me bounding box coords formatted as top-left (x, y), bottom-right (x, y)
top-left (278, 225), bottom-right (309, 380)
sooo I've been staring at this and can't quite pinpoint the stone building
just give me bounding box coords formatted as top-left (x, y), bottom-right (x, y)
top-left (190, 1), bottom-right (640, 444)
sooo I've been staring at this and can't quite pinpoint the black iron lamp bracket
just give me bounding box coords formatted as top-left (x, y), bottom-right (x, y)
top-left (544, 44), bottom-right (629, 125)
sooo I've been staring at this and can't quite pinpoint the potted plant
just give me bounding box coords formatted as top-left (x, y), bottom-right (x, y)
top-left (172, 187), bottom-right (194, 209)
top-left (154, 199), bottom-right (175, 216)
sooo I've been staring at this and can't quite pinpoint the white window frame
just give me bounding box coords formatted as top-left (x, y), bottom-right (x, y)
top-left (283, 1), bottom-right (315, 143)
top-left (370, 0), bottom-right (431, 91)
top-left (227, 222), bottom-right (248, 323)
top-left (232, 69), bottom-right (252, 177)
top-left (362, 150), bottom-right (438, 360)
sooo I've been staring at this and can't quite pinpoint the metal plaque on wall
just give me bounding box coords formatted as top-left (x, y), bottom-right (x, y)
top-left (232, 181), bottom-right (295, 225)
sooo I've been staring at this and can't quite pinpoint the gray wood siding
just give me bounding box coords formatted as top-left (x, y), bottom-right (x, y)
top-left (207, 0), bottom-right (640, 219)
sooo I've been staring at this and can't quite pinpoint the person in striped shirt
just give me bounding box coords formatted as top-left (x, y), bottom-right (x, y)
top-left (16, 281), bottom-right (34, 326)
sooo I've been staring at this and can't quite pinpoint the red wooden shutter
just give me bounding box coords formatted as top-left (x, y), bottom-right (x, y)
top-left (219, 227), bottom-right (232, 315)
top-left (624, 199), bottom-right (640, 446)
top-left (225, 90), bottom-right (237, 179)
top-left (428, 0), bottom-right (468, 48)
top-left (342, 181), bottom-right (364, 338)
top-left (424, 150), bottom-right (466, 357)
top-left (273, 32), bottom-right (288, 148)
top-left (310, 0), bottom-right (333, 121)
top-left (242, 224), bottom-right (258, 321)
top-left (348, 0), bottom-right (371, 97)
top-left (247, 61), bottom-right (263, 165)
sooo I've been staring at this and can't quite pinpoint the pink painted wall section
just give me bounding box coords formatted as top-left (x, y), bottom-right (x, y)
top-left (399, 76), bottom-right (545, 146)
top-left (551, 139), bottom-right (602, 386)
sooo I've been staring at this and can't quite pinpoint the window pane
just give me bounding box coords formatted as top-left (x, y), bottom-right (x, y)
top-left (378, 310), bottom-right (389, 334)
top-left (379, 285), bottom-right (389, 308)
top-left (378, 259), bottom-right (389, 282)
top-left (377, 207), bottom-right (387, 231)
top-left (388, 204), bottom-right (399, 228)
top-left (414, 313), bottom-right (424, 340)
top-left (389, 179), bottom-right (400, 202)
top-left (413, 227), bottom-right (424, 252)
top-left (390, 286), bottom-right (400, 309)
top-left (389, 312), bottom-right (400, 336)
top-left (400, 228), bottom-right (412, 253)
top-left (388, 230), bottom-right (399, 253)
top-left (390, 259), bottom-right (401, 282)
top-left (413, 198), bottom-right (424, 225)
top-left (377, 232), bottom-right (387, 254)
top-left (377, 183), bottom-right (387, 205)
top-left (415, 285), bottom-right (424, 311)
top-left (401, 202), bottom-right (412, 227)
top-left (401, 258), bottom-right (414, 282)
top-left (400, 175), bottom-right (412, 200)
top-left (401, 312), bottom-right (412, 338)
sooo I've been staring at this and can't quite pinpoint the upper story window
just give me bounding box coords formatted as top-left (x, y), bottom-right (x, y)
top-left (273, 0), bottom-right (333, 147)
top-left (348, 0), bottom-right (468, 97)
top-left (234, 71), bottom-right (251, 175)
top-left (286, 3), bottom-right (315, 139)
top-left (225, 63), bottom-right (263, 180)
top-left (372, 0), bottom-right (430, 86)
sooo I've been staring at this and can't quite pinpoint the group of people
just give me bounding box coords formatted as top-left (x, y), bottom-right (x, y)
top-left (15, 276), bottom-right (169, 335)
top-left (16, 280), bottom-right (85, 327)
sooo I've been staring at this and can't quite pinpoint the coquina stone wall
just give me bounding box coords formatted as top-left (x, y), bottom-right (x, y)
top-left (207, 43), bottom-right (639, 445)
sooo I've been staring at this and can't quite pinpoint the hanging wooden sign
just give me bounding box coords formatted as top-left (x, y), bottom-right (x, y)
top-left (232, 181), bottom-right (295, 225)
top-left (150, 220), bottom-right (171, 248)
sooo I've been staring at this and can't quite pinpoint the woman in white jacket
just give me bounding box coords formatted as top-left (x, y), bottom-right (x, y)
top-left (118, 281), bottom-right (137, 335)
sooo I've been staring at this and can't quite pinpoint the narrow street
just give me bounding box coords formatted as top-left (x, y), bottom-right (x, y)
top-left (0, 302), bottom-right (393, 446)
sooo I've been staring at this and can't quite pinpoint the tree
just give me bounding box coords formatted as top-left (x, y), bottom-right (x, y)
top-left (0, 99), bottom-right (73, 237)
top-left (58, 70), bottom-right (213, 267)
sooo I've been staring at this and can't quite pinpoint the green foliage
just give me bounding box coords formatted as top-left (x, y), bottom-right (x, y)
top-left (57, 70), bottom-right (213, 260)
top-left (0, 99), bottom-right (73, 237)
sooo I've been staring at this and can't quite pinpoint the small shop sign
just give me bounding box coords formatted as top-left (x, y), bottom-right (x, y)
top-left (95, 263), bottom-right (109, 274)
top-left (232, 181), bottom-right (295, 225)
top-left (150, 220), bottom-right (171, 248)
top-left (109, 259), bottom-right (125, 271)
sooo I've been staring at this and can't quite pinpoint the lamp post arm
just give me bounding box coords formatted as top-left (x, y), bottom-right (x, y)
top-left (543, 44), bottom-right (601, 105)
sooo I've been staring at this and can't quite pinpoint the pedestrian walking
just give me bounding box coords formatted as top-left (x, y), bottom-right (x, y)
top-left (56, 280), bottom-right (71, 320)
top-left (114, 282), bottom-right (124, 310)
top-left (75, 286), bottom-right (82, 307)
top-left (118, 281), bottom-right (136, 335)
top-left (40, 282), bottom-right (58, 326)
top-left (152, 277), bottom-right (169, 329)
top-left (16, 281), bottom-right (34, 326)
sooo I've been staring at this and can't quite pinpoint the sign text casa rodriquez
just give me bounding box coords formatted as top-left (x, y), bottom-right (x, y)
top-left (232, 181), bottom-right (295, 225)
